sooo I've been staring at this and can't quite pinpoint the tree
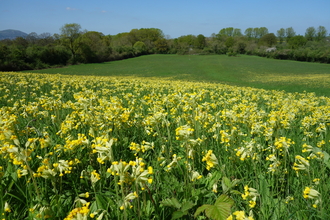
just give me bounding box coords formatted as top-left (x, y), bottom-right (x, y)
top-left (60, 23), bottom-right (82, 61)
top-left (195, 34), bottom-right (206, 49)
top-left (133, 41), bottom-right (147, 55)
top-left (244, 28), bottom-right (254, 39)
top-left (26, 32), bottom-right (39, 44)
top-left (219, 27), bottom-right (234, 37)
top-left (225, 37), bottom-right (235, 48)
top-left (276, 28), bottom-right (285, 43)
top-left (285, 27), bottom-right (296, 40)
top-left (316, 26), bottom-right (327, 41)
top-left (218, 28), bottom-right (242, 39)
top-left (154, 38), bottom-right (169, 53)
top-left (257, 27), bottom-right (269, 38)
top-left (233, 29), bottom-right (243, 37)
top-left (259, 33), bottom-right (277, 47)
top-left (129, 28), bottom-right (165, 51)
top-left (78, 31), bottom-right (110, 62)
top-left (305, 27), bottom-right (316, 41)
top-left (12, 37), bottom-right (29, 49)
top-left (288, 35), bottom-right (307, 49)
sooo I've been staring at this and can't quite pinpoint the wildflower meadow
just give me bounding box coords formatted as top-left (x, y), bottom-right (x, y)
top-left (0, 72), bottom-right (329, 219)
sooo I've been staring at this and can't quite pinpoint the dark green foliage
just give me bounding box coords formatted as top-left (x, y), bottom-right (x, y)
top-left (195, 34), bottom-right (206, 49)
top-left (225, 37), bottom-right (235, 48)
top-left (288, 35), bottom-right (307, 49)
top-left (305, 27), bottom-right (316, 41)
top-left (1, 23), bottom-right (329, 72)
top-left (259, 33), bottom-right (277, 47)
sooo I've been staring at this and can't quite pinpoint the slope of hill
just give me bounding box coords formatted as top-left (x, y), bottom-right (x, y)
top-left (0, 29), bottom-right (28, 40)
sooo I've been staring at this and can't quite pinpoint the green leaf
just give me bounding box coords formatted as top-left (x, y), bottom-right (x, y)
top-left (194, 204), bottom-right (210, 218)
top-left (321, 149), bottom-right (330, 169)
top-left (90, 201), bottom-right (98, 213)
top-left (221, 177), bottom-right (231, 193)
top-left (205, 172), bottom-right (222, 189)
top-left (229, 190), bottom-right (242, 195)
top-left (181, 200), bottom-right (195, 212)
top-left (214, 194), bottom-right (234, 206)
top-left (96, 194), bottom-right (113, 210)
top-left (204, 204), bottom-right (231, 220)
top-left (160, 197), bottom-right (181, 209)
top-left (172, 210), bottom-right (186, 219)
top-left (194, 194), bottom-right (234, 220)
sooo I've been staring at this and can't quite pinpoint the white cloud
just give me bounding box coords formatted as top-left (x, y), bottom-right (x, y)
top-left (66, 7), bottom-right (78, 11)
top-left (101, 10), bottom-right (107, 13)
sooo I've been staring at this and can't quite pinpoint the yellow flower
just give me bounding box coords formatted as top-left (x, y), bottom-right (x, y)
top-left (249, 200), bottom-right (256, 208)
top-left (4, 202), bottom-right (11, 212)
top-left (303, 186), bottom-right (320, 201)
top-left (233, 210), bottom-right (246, 220)
top-left (148, 166), bottom-right (153, 174)
top-left (202, 150), bottom-right (218, 170)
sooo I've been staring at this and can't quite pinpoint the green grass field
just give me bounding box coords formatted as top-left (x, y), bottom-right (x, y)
top-left (23, 54), bottom-right (330, 96)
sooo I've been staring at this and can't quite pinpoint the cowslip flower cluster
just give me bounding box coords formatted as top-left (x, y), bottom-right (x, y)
top-left (227, 210), bottom-right (254, 220)
top-left (292, 155), bottom-right (309, 176)
top-left (241, 185), bottom-right (259, 208)
top-left (202, 150), bottom-right (218, 170)
top-left (303, 186), bottom-right (321, 208)
top-left (175, 125), bottom-right (194, 140)
top-left (63, 202), bottom-right (90, 220)
top-left (107, 158), bottom-right (153, 188)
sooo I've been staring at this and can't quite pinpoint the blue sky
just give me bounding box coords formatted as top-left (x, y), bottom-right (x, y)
top-left (1, 0), bottom-right (329, 38)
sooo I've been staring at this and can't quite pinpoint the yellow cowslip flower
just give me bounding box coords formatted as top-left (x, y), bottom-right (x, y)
top-left (212, 183), bottom-right (218, 193)
top-left (303, 187), bottom-right (320, 199)
top-left (63, 202), bottom-right (90, 220)
top-left (148, 166), bottom-right (153, 174)
top-left (79, 192), bottom-right (90, 198)
top-left (317, 140), bottom-right (325, 148)
top-left (233, 210), bottom-right (246, 220)
top-left (249, 199), bottom-right (256, 208)
top-left (17, 168), bottom-right (28, 178)
top-left (175, 125), bottom-right (194, 140)
top-left (274, 137), bottom-right (294, 151)
top-left (91, 170), bottom-right (101, 184)
top-left (313, 178), bottom-right (320, 185)
top-left (242, 185), bottom-right (259, 209)
top-left (4, 202), bottom-right (11, 212)
top-left (202, 150), bottom-right (218, 170)
top-left (293, 155), bottom-right (309, 175)
top-left (302, 143), bottom-right (313, 153)
top-left (285, 196), bottom-right (294, 204)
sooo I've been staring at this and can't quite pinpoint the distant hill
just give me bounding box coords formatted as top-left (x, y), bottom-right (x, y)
top-left (0, 29), bottom-right (28, 40)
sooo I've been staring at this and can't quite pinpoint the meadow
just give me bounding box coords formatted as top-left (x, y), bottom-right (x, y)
top-left (23, 54), bottom-right (330, 97)
top-left (0, 55), bottom-right (329, 219)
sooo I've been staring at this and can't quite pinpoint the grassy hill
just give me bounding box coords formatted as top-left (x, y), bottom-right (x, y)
top-left (22, 54), bottom-right (330, 96)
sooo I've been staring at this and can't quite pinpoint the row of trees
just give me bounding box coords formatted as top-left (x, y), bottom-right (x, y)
top-left (0, 24), bottom-right (329, 71)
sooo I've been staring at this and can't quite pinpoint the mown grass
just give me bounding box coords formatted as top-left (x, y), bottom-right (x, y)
top-left (22, 54), bottom-right (330, 96)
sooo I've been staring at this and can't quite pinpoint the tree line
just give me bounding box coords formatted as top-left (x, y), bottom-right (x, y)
top-left (0, 23), bottom-right (329, 71)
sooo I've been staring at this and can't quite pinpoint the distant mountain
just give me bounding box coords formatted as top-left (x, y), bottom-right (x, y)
top-left (0, 29), bottom-right (28, 40)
